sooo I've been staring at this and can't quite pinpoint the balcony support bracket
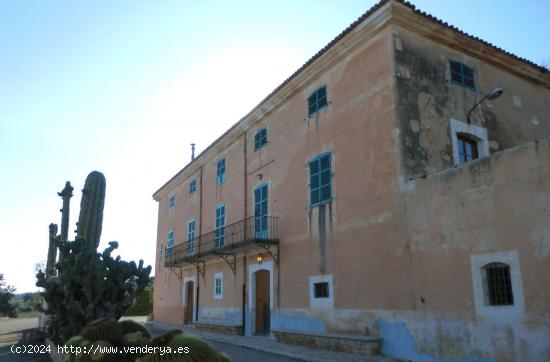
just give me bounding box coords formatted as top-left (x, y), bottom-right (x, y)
top-left (258, 242), bottom-right (280, 266)
top-left (215, 252), bottom-right (237, 274)
top-left (169, 267), bottom-right (183, 280)
top-left (192, 260), bottom-right (206, 279)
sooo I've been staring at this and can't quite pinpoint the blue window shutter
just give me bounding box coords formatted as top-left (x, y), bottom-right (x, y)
top-left (309, 153), bottom-right (332, 206)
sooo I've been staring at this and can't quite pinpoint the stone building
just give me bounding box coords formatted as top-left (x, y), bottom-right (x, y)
top-left (152, 1), bottom-right (550, 361)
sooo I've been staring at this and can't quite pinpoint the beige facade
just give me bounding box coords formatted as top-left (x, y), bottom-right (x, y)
top-left (152, 1), bottom-right (550, 361)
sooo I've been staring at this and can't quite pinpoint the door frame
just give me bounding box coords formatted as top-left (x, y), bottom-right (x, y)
top-left (247, 261), bottom-right (273, 336)
top-left (182, 276), bottom-right (197, 324)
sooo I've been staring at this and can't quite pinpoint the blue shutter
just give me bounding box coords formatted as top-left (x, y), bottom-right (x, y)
top-left (309, 153), bottom-right (332, 206)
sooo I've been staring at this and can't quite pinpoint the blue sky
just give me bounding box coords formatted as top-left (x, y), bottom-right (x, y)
top-left (1, 0), bottom-right (548, 293)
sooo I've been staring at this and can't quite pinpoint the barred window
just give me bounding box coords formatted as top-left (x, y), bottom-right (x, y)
top-left (314, 282), bottom-right (329, 298)
top-left (483, 263), bottom-right (514, 306)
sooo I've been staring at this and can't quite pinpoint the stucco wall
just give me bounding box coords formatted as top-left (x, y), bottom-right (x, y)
top-left (393, 26), bottom-right (550, 180)
top-left (395, 138), bottom-right (550, 362)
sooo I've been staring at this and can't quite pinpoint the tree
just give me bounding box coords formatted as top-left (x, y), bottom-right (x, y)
top-left (0, 274), bottom-right (16, 317)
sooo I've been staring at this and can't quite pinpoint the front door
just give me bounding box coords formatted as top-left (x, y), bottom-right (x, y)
top-left (254, 270), bottom-right (270, 335)
top-left (184, 281), bottom-right (194, 325)
top-left (254, 184), bottom-right (268, 239)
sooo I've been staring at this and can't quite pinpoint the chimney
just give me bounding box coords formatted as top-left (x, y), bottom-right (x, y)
top-left (191, 143), bottom-right (196, 161)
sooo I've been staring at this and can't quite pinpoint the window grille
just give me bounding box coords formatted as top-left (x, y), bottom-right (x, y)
top-left (484, 262), bottom-right (514, 306)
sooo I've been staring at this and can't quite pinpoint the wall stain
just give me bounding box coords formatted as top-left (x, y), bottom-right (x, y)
top-left (318, 204), bottom-right (327, 274)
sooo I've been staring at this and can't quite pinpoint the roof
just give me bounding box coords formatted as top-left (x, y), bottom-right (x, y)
top-left (153, 0), bottom-right (549, 199)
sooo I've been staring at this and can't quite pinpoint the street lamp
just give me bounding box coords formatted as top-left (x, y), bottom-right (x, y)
top-left (467, 87), bottom-right (504, 124)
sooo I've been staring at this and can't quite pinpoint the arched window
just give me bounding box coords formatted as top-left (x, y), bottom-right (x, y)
top-left (482, 262), bottom-right (514, 306)
top-left (456, 133), bottom-right (479, 164)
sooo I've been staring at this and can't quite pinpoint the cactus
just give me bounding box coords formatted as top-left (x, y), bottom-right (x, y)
top-left (46, 223), bottom-right (59, 276)
top-left (89, 340), bottom-right (113, 362)
top-left (167, 334), bottom-right (220, 362)
top-left (119, 320), bottom-right (152, 339)
top-left (120, 331), bottom-right (148, 347)
top-left (36, 172), bottom-right (151, 345)
top-left (218, 352), bottom-right (232, 362)
top-left (80, 318), bottom-right (123, 345)
top-left (76, 171), bottom-right (106, 248)
top-left (150, 329), bottom-right (182, 347)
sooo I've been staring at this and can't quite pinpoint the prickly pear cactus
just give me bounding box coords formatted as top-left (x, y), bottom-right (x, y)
top-left (76, 171), bottom-right (106, 248)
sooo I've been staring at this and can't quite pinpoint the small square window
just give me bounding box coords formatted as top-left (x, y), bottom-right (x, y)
top-left (450, 61), bottom-right (475, 90)
top-left (254, 128), bottom-right (268, 151)
top-left (216, 159), bottom-right (226, 185)
top-left (189, 179), bottom-right (196, 195)
top-left (308, 86), bottom-right (328, 116)
top-left (314, 282), bottom-right (329, 298)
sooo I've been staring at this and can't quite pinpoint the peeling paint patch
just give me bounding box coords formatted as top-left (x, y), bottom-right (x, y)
top-left (377, 321), bottom-right (495, 362)
top-left (532, 115), bottom-right (540, 126)
top-left (512, 95), bottom-right (523, 108)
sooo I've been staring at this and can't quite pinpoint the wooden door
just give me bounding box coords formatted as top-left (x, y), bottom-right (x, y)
top-left (254, 270), bottom-right (270, 335)
top-left (184, 282), bottom-right (194, 324)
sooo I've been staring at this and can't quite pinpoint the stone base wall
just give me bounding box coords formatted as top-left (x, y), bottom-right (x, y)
top-left (193, 321), bottom-right (243, 335)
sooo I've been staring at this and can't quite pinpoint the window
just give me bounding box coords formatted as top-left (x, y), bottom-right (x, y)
top-left (483, 263), bottom-right (514, 306)
top-left (309, 153), bottom-right (332, 206)
top-left (214, 272), bottom-right (223, 299)
top-left (169, 194), bottom-right (175, 209)
top-left (449, 119), bottom-right (489, 166)
top-left (159, 243), bottom-right (163, 257)
top-left (308, 86), bottom-right (328, 116)
top-left (254, 128), bottom-right (268, 151)
top-left (166, 230), bottom-right (174, 256)
top-left (450, 61), bottom-right (475, 90)
top-left (189, 179), bottom-right (196, 195)
top-left (457, 134), bottom-right (479, 164)
top-left (215, 205), bottom-right (225, 249)
top-left (216, 159), bottom-right (226, 185)
top-left (314, 282), bottom-right (329, 298)
top-left (254, 184), bottom-right (268, 239)
top-left (309, 275), bottom-right (333, 309)
top-left (187, 219), bottom-right (196, 256)
top-left (470, 250), bottom-right (524, 317)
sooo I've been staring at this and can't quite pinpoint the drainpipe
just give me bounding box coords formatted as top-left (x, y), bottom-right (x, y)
top-left (242, 130), bottom-right (248, 335)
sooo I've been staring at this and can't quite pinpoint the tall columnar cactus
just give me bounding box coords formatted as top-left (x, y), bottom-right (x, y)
top-left (76, 171), bottom-right (106, 248)
top-left (46, 223), bottom-right (59, 277)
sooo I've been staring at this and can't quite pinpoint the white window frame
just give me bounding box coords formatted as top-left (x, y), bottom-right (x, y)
top-left (449, 118), bottom-right (489, 166)
top-left (309, 274), bottom-right (333, 309)
top-left (470, 250), bottom-right (525, 319)
top-left (214, 272), bottom-right (223, 300)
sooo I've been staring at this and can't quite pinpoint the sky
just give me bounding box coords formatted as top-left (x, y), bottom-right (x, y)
top-left (1, 0), bottom-right (549, 293)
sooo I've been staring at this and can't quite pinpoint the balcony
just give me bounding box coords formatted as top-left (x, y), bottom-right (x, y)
top-left (164, 215), bottom-right (280, 274)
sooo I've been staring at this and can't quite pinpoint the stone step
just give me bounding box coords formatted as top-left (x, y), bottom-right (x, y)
top-left (272, 329), bottom-right (382, 356)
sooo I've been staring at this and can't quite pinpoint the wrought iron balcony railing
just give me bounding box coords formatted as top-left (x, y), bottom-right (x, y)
top-left (164, 215), bottom-right (279, 268)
